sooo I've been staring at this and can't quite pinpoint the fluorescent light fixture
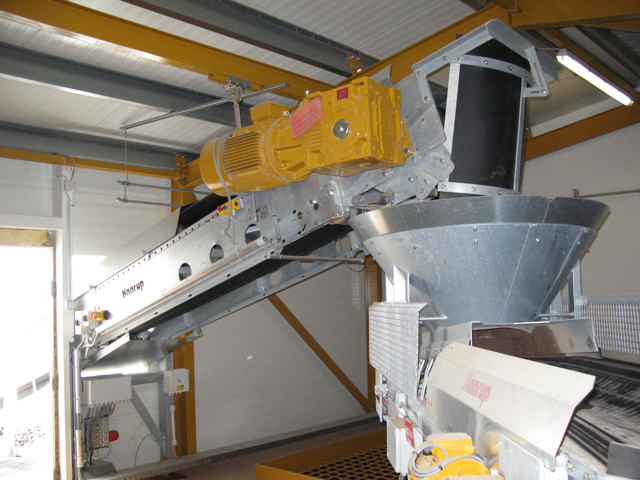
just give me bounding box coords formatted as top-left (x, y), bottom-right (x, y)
top-left (556, 49), bottom-right (634, 106)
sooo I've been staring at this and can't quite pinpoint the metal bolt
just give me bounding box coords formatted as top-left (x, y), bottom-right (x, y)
top-left (408, 177), bottom-right (414, 182)
top-left (474, 239), bottom-right (478, 245)
top-left (483, 59), bottom-right (489, 65)
top-left (304, 90), bottom-right (311, 95)
top-left (404, 148), bottom-right (412, 155)
top-left (333, 119), bottom-right (349, 139)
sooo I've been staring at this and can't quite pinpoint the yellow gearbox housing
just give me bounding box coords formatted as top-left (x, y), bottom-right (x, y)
top-left (199, 78), bottom-right (412, 195)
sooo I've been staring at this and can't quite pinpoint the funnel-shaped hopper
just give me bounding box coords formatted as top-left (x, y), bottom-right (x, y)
top-left (350, 196), bottom-right (608, 324)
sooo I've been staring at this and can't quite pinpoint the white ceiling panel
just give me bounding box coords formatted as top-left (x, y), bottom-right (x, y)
top-left (0, 76), bottom-right (228, 152)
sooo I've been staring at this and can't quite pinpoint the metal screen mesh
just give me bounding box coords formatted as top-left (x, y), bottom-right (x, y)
top-left (584, 297), bottom-right (640, 356)
top-left (562, 297), bottom-right (640, 356)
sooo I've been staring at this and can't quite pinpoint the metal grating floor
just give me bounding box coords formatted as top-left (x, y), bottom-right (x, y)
top-left (301, 445), bottom-right (396, 480)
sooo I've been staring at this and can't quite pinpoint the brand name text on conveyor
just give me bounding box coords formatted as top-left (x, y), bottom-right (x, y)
top-left (122, 280), bottom-right (144, 298)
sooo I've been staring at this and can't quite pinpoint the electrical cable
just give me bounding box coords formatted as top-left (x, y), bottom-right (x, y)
top-left (134, 433), bottom-right (152, 467)
top-left (408, 442), bottom-right (487, 479)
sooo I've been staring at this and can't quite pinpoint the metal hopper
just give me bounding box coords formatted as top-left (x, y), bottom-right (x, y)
top-left (350, 195), bottom-right (609, 324)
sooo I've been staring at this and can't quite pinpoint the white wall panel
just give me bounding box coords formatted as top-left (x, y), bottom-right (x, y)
top-left (0, 157), bottom-right (54, 217)
top-left (195, 264), bottom-right (368, 452)
top-left (70, 168), bottom-right (170, 256)
top-left (522, 123), bottom-right (640, 296)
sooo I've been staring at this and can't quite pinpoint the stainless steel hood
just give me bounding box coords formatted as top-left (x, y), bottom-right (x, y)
top-left (350, 195), bottom-right (609, 324)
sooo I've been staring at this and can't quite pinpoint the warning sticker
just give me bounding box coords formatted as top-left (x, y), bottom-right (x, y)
top-left (404, 419), bottom-right (415, 448)
top-left (290, 98), bottom-right (323, 139)
top-left (336, 87), bottom-right (349, 100)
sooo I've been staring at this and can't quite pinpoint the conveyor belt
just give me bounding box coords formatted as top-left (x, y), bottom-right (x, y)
top-left (130, 223), bottom-right (352, 335)
top-left (543, 357), bottom-right (640, 467)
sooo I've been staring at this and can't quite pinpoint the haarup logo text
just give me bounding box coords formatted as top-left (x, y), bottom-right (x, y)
top-left (122, 280), bottom-right (144, 298)
top-left (462, 373), bottom-right (492, 408)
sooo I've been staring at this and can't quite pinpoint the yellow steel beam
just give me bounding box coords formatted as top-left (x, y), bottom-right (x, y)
top-left (348, 0), bottom-right (639, 85)
top-left (268, 294), bottom-right (371, 412)
top-left (537, 28), bottom-right (640, 102)
top-left (503, 0), bottom-right (640, 30)
top-left (525, 102), bottom-right (640, 160)
top-left (0, 0), bottom-right (330, 100)
top-left (0, 147), bottom-right (179, 179)
top-left (586, 19), bottom-right (640, 33)
top-left (177, 157), bottom-right (204, 190)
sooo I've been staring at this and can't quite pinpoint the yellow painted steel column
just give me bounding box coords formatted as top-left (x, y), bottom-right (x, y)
top-left (170, 154), bottom-right (198, 457)
top-left (0, 0), bottom-right (331, 100)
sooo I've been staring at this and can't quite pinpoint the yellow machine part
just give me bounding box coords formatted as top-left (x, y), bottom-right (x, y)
top-left (199, 78), bottom-right (412, 195)
top-left (408, 433), bottom-right (495, 480)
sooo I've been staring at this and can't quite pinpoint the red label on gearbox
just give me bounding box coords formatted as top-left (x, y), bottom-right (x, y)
top-left (290, 97), bottom-right (323, 139)
top-left (336, 87), bottom-right (349, 100)
top-left (404, 419), bottom-right (415, 448)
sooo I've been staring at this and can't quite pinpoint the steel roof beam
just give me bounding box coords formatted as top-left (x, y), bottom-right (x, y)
top-left (495, 0), bottom-right (640, 30)
top-left (348, 0), bottom-right (640, 84)
top-left (525, 102), bottom-right (640, 160)
top-left (123, 0), bottom-right (378, 77)
top-left (0, 0), bottom-right (331, 100)
top-left (0, 121), bottom-right (197, 171)
top-left (0, 42), bottom-right (250, 128)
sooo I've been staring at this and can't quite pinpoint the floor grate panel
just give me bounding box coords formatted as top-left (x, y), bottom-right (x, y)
top-left (301, 445), bottom-right (396, 480)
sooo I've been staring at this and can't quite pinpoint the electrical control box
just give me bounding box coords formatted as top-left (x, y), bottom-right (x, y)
top-left (83, 376), bottom-right (132, 407)
top-left (163, 368), bottom-right (189, 394)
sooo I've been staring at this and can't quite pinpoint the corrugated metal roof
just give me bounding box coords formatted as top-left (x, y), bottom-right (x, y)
top-left (232, 0), bottom-right (474, 59)
top-left (0, 0), bottom-right (638, 171)
top-left (0, 75), bottom-right (229, 152)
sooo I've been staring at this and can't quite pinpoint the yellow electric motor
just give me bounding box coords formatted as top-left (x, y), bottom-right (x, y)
top-left (408, 433), bottom-right (497, 480)
top-left (199, 78), bottom-right (412, 195)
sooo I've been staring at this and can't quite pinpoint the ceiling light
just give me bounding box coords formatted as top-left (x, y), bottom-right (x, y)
top-left (556, 49), bottom-right (634, 106)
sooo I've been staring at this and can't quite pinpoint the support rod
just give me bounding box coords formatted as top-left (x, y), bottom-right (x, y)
top-left (117, 180), bottom-right (206, 195)
top-left (120, 82), bottom-right (289, 131)
top-left (268, 254), bottom-right (363, 265)
top-left (267, 294), bottom-right (370, 412)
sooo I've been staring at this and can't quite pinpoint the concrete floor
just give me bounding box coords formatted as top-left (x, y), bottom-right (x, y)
top-left (180, 419), bottom-right (384, 480)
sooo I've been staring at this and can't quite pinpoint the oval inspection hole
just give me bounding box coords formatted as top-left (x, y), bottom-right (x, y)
top-left (245, 224), bottom-right (261, 244)
top-left (210, 244), bottom-right (224, 264)
top-left (178, 263), bottom-right (192, 281)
